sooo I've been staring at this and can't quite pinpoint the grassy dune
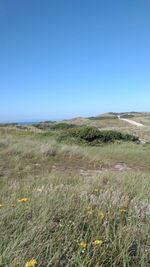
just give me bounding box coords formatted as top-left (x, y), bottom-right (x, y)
top-left (0, 127), bottom-right (150, 267)
top-left (65, 113), bottom-right (150, 142)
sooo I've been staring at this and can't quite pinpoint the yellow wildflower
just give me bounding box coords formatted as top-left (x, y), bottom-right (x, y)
top-left (18, 198), bottom-right (28, 203)
top-left (92, 188), bottom-right (101, 194)
top-left (98, 211), bottom-right (105, 220)
top-left (79, 242), bottom-right (87, 249)
top-left (94, 188), bottom-right (99, 192)
top-left (119, 206), bottom-right (127, 214)
top-left (86, 206), bottom-right (93, 215)
top-left (92, 239), bottom-right (103, 246)
top-left (0, 204), bottom-right (3, 208)
top-left (25, 259), bottom-right (37, 267)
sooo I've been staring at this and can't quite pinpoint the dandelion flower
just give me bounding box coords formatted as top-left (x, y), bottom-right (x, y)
top-left (92, 239), bottom-right (103, 246)
top-left (25, 259), bottom-right (37, 267)
top-left (18, 198), bottom-right (28, 203)
top-left (79, 242), bottom-right (87, 249)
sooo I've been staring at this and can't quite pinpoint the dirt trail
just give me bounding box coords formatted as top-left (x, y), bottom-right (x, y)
top-left (118, 116), bottom-right (144, 127)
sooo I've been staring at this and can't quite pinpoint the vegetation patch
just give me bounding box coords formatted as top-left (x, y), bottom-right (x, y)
top-left (0, 128), bottom-right (150, 267)
top-left (0, 123), bottom-right (18, 127)
top-left (88, 116), bottom-right (118, 120)
top-left (120, 114), bottom-right (135, 118)
top-left (57, 126), bottom-right (139, 145)
top-left (33, 122), bottom-right (76, 131)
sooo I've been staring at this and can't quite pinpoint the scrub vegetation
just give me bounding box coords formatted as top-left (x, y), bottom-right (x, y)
top-left (0, 113), bottom-right (150, 267)
top-left (56, 126), bottom-right (139, 145)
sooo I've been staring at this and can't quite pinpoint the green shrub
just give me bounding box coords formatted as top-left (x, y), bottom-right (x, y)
top-left (57, 126), bottom-right (139, 145)
top-left (120, 114), bottom-right (134, 118)
top-left (50, 122), bottom-right (75, 130)
top-left (0, 123), bottom-right (18, 127)
top-left (33, 122), bottom-right (75, 131)
top-left (88, 116), bottom-right (117, 120)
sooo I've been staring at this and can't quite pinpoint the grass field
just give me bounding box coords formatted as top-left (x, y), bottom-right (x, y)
top-left (0, 117), bottom-right (150, 267)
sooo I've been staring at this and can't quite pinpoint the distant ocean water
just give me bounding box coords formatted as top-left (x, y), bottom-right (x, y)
top-left (18, 122), bottom-right (39, 125)
top-left (0, 121), bottom-right (40, 125)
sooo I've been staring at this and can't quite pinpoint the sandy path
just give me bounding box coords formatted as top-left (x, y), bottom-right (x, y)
top-left (118, 116), bottom-right (144, 127)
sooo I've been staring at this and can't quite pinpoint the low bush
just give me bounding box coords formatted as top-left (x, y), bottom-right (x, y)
top-left (0, 123), bottom-right (18, 127)
top-left (50, 122), bottom-right (76, 130)
top-left (33, 122), bottom-right (76, 131)
top-left (120, 114), bottom-right (134, 118)
top-left (88, 116), bottom-right (117, 120)
top-left (57, 126), bottom-right (139, 145)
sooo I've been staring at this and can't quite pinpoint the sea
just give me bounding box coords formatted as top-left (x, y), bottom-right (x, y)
top-left (18, 121), bottom-right (39, 125)
top-left (0, 121), bottom-right (39, 125)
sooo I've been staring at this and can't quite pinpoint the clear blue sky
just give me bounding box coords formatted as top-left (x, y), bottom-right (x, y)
top-left (0, 0), bottom-right (150, 122)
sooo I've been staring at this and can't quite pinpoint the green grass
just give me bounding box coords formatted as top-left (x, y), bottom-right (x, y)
top-left (65, 117), bottom-right (129, 128)
top-left (0, 128), bottom-right (150, 267)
